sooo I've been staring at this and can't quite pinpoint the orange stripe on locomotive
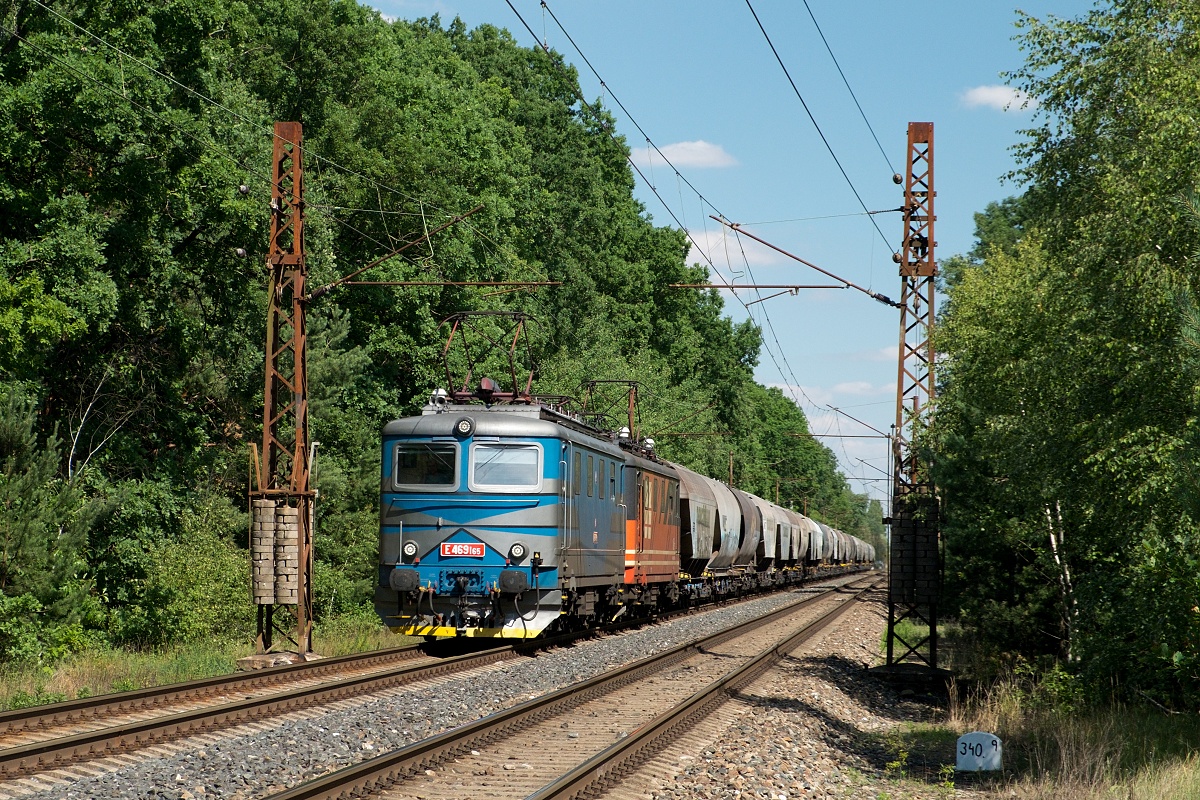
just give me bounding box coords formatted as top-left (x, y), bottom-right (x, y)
top-left (624, 468), bottom-right (681, 585)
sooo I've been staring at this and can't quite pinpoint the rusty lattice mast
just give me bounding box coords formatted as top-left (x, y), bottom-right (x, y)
top-left (250, 122), bottom-right (313, 654)
top-left (886, 122), bottom-right (940, 669)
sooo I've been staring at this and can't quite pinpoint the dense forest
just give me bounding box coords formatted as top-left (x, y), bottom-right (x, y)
top-left (0, 1), bottom-right (884, 665)
top-left (934, 1), bottom-right (1200, 706)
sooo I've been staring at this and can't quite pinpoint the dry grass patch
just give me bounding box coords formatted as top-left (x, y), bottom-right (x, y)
top-left (1, 614), bottom-right (416, 711)
top-left (946, 674), bottom-right (1200, 799)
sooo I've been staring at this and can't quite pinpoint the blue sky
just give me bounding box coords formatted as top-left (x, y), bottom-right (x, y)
top-left (371, 0), bottom-right (1094, 509)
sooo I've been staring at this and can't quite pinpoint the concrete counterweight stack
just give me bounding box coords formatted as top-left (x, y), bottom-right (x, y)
top-left (251, 499), bottom-right (277, 604)
top-left (274, 505), bottom-right (300, 605)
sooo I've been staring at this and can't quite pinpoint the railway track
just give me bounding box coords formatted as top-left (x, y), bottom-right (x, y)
top-left (262, 576), bottom-right (881, 800)
top-left (0, 573), bottom-right (865, 784)
top-left (0, 640), bottom-right (520, 781)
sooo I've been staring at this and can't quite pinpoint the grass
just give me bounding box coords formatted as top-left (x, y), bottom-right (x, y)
top-left (0, 614), bottom-right (417, 711)
top-left (946, 678), bottom-right (1200, 799)
top-left (872, 622), bottom-right (1200, 799)
top-left (870, 699), bottom-right (1200, 799)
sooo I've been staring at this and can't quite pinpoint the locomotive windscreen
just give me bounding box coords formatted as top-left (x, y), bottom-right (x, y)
top-left (394, 443), bottom-right (457, 487)
top-left (470, 443), bottom-right (542, 490)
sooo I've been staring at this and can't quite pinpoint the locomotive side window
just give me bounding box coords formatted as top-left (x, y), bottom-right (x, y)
top-left (469, 443), bottom-right (542, 491)
top-left (610, 460), bottom-right (618, 499)
top-left (573, 451), bottom-right (582, 495)
top-left (393, 442), bottom-right (458, 489)
top-left (587, 455), bottom-right (594, 497)
top-left (598, 459), bottom-right (605, 497)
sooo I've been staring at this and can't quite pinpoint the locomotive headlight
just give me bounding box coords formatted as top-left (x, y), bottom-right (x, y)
top-left (508, 542), bottom-right (528, 562)
top-left (401, 541), bottom-right (419, 561)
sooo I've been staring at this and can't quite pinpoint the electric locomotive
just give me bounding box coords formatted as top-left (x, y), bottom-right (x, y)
top-left (378, 391), bottom-right (680, 638)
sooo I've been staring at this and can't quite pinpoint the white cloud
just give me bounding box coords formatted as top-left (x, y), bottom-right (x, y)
top-left (685, 226), bottom-right (781, 271)
top-left (860, 345), bottom-right (899, 363)
top-left (767, 382), bottom-right (832, 406)
top-left (765, 381), bottom-right (893, 407)
top-left (631, 140), bottom-right (737, 169)
top-left (961, 85), bottom-right (1037, 112)
top-left (832, 381), bottom-right (879, 396)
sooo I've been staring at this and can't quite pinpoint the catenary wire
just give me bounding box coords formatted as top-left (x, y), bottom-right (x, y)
top-left (743, 0), bottom-right (894, 252)
top-left (536, 0), bottom-right (894, 424)
top-left (505, 0), bottom-right (733, 292)
top-left (729, 226), bottom-right (825, 416)
top-left (800, 0), bottom-right (898, 177)
top-left (530, 1), bottom-right (824, 418)
top-left (23, 2), bottom-right (876, 472)
top-left (540, 2), bottom-right (733, 240)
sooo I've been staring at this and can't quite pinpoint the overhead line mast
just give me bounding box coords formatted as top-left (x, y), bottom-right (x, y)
top-left (885, 122), bottom-right (942, 673)
top-left (250, 122), bottom-right (313, 655)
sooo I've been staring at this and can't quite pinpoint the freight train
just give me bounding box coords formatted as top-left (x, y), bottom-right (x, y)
top-left (376, 389), bottom-right (875, 639)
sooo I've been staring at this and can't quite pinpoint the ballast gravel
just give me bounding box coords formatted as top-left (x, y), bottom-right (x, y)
top-left (634, 593), bottom-right (988, 800)
top-left (13, 582), bottom-right (857, 800)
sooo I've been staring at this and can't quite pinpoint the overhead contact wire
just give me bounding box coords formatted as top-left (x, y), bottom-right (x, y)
top-left (505, 0), bottom-right (732, 288)
top-left (531, 1), bottom-right (816, 414)
top-left (540, 2), bottom-right (729, 227)
top-left (743, 0), bottom-right (893, 252)
top-left (800, 0), bottom-right (898, 176)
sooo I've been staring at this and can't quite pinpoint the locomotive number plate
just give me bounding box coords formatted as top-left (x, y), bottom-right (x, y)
top-left (440, 542), bottom-right (485, 558)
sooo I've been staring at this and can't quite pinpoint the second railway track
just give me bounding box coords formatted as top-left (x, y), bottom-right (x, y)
top-left (0, 642), bottom-right (517, 781)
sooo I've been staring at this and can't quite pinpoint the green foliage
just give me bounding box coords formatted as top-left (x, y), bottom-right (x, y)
top-left (3, 686), bottom-right (68, 710)
top-left (0, 388), bottom-right (94, 616)
top-left (145, 492), bottom-right (253, 644)
top-left (936, 0), bottom-right (1200, 706)
top-left (0, 593), bottom-right (96, 667)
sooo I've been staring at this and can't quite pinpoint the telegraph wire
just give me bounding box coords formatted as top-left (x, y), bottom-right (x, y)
top-left (0, 19), bottom-right (456, 294)
top-left (800, 0), bottom-right (898, 177)
top-left (743, 0), bottom-right (893, 252)
top-left (0, 21), bottom-right (272, 189)
top-left (8, 8), bottom-right (384, 264)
